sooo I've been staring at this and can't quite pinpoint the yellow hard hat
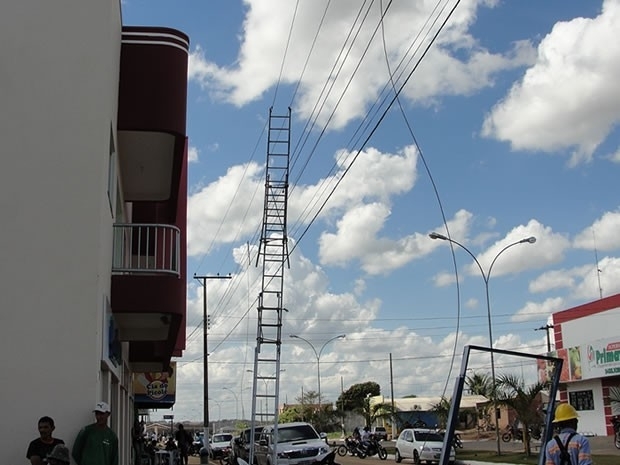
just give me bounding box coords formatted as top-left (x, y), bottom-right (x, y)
top-left (553, 403), bottom-right (578, 423)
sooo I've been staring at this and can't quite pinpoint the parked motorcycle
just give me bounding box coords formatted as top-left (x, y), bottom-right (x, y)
top-left (356, 437), bottom-right (387, 460)
top-left (612, 415), bottom-right (620, 449)
top-left (337, 436), bottom-right (360, 456)
top-left (452, 433), bottom-right (463, 449)
top-left (501, 424), bottom-right (542, 442)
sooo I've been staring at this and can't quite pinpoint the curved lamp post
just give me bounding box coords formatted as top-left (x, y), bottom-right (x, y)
top-left (289, 334), bottom-right (346, 411)
top-left (222, 386), bottom-right (239, 420)
top-left (428, 232), bottom-right (536, 454)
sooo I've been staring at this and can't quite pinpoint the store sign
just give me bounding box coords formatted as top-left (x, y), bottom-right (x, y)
top-left (133, 362), bottom-right (177, 405)
top-left (585, 339), bottom-right (620, 377)
top-left (538, 336), bottom-right (620, 383)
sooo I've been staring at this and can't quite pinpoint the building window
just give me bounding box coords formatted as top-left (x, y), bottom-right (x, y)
top-left (107, 126), bottom-right (117, 217)
top-left (569, 390), bottom-right (594, 411)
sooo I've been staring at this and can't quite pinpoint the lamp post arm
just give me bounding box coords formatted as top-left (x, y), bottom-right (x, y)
top-left (487, 240), bottom-right (525, 281)
top-left (437, 236), bottom-right (488, 283)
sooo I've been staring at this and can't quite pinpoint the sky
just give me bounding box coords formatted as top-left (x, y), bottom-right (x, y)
top-left (121, 0), bottom-right (620, 423)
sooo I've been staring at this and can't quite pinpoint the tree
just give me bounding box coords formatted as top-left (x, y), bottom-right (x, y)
top-left (465, 372), bottom-right (494, 431)
top-left (282, 389), bottom-right (340, 432)
top-left (465, 372), bottom-right (493, 397)
top-left (494, 374), bottom-right (549, 456)
top-left (337, 382), bottom-right (380, 412)
top-left (430, 397), bottom-right (451, 429)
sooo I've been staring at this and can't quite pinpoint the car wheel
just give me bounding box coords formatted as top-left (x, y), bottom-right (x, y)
top-left (395, 449), bottom-right (402, 463)
top-left (413, 450), bottom-right (420, 465)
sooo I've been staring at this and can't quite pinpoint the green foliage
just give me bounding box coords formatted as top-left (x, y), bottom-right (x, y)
top-left (430, 397), bottom-right (451, 429)
top-left (337, 382), bottom-right (380, 412)
top-left (494, 373), bottom-right (549, 456)
top-left (466, 372), bottom-right (493, 397)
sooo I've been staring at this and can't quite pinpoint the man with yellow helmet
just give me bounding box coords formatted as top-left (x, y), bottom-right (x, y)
top-left (544, 403), bottom-right (592, 465)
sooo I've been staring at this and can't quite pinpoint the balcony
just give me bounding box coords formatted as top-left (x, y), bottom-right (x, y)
top-left (112, 223), bottom-right (180, 276)
top-left (111, 222), bottom-right (185, 372)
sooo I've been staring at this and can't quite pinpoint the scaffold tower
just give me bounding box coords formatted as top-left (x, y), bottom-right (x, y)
top-left (249, 107), bottom-right (291, 465)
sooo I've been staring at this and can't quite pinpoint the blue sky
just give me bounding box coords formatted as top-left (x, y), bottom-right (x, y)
top-left (122, 0), bottom-right (620, 422)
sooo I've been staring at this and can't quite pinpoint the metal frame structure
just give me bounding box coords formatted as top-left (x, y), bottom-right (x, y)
top-left (439, 345), bottom-right (563, 465)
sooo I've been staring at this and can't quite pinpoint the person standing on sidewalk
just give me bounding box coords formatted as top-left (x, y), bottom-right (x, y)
top-left (26, 416), bottom-right (65, 465)
top-left (544, 403), bottom-right (592, 465)
top-left (72, 401), bottom-right (119, 465)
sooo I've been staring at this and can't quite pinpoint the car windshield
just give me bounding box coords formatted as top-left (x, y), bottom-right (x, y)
top-left (276, 425), bottom-right (320, 443)
top-left (213, 434), bottom-right (233, 443)
top-left (415, 432), bottom-right (444, 442)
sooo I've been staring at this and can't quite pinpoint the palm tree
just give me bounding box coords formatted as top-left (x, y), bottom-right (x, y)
top-left (465, 372), bottom-right (494, 432)
top-left (465, 372), bottom-right (493, 397)
top-left (494, 374), bottom-right (549, 456)
top-left (430, 397), bottom-right (451, 429)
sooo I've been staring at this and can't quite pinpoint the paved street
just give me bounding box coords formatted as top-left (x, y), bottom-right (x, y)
top-left (188, 435), bottom-right (619, 465)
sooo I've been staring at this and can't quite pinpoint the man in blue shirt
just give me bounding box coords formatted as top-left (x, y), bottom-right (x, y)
top-left (544, 403), bottom-right (592, 465)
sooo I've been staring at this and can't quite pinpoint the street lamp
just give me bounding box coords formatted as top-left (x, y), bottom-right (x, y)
top-left (246, 369), bottom-right (285, 422)
top-left (222, 386), bottom-right (239, 420)
top-left (428, 232), bottom-right (536, 454)
top-left (289, 334), bottom-right (346, 411)
top-left (209, 398), bottom-right (222, 434)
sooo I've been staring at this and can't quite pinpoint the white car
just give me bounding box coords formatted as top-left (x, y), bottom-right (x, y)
top-left (394, 429), bottom-right (455, 464)
top-left (255, 422), bottom-right (330, 465)
top-left (210, 433), bottom-right (234, 459)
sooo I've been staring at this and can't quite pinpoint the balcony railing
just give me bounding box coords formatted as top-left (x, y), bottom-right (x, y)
top-left (112, 223), bottom-right (180, 276)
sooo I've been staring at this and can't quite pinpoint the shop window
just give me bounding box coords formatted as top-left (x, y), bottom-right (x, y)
top-left (569, 390), bottom-right (594, 411)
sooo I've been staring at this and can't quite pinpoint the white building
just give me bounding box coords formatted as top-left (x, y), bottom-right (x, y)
top-left (544, 293), bottom-right (620, 436)
top-left (0, 2), bottom-right (189, 463)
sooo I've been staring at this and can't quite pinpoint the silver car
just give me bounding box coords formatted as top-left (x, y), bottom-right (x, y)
top-left (394, 429), bottom-right (455, 464)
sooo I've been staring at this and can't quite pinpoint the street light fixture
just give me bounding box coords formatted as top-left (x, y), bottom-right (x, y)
top-left (222, 386), bottom-right (239, 420)
top-left (428, 232), bottom-right (536, 454)
top-left (289, 334), bottom-right (346, 412)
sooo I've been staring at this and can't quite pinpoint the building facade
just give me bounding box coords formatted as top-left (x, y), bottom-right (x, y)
top-left (542, 294), bottom-right (620, 436)
top-left (0, 2), bottom-right (189, 463)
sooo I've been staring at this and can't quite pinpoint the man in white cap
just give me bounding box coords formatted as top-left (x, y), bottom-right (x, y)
top-left (72, 401), bottom-right (119, 465)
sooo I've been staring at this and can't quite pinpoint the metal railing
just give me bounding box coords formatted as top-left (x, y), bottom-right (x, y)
top-left (112, 223), bottom-right (180, 276)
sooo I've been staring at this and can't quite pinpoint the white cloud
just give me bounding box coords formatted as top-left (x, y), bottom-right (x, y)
top-left (482, 0), bottom-right (620, 165)
top-left (511, 297), bottom-right (565, 323)
top-left (188, 146), bottom-right (199, 163)
top-left (187, 162), bottom-right (264, 255)
top-left (573, 209), bottom-right (620, 251)
top-left (529, 269), bottom-right (577, 294)
top-left (465, 298), bottom-right (478, 309)
top-left (189, 0), bottom-right (533, 128)
top-left (470, 220), bottom-right (569, 278)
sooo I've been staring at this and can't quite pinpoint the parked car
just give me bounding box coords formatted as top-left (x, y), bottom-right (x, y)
top-left (210, 433), bottom-right (234, 460)
top-left (232, 426), bottom-right (264, 464)
top-left (372, 426), bottom-right (388, 441)
top-left (255, 422), bottom-right (330, 465)
top-left (394, 429), bottom-right (455, 464)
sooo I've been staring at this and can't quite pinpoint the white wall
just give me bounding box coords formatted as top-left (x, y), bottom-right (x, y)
top-left (559, 306), bottom-right (620, 437)
top-left (0, 1), bottom-right (124, 463)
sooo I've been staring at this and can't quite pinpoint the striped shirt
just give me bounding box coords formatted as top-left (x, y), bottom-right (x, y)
top-left (544, 428), bottom-right (592, 465)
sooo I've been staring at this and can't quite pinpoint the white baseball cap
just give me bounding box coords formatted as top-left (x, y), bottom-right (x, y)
top-left (93, 401), bottom-right (111, 413)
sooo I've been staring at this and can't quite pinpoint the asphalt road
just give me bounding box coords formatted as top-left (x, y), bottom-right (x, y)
top-left (188, 436), bottom-right (619, 465)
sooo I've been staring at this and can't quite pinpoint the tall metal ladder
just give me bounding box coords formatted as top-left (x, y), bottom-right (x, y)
top-left (249, 107), bottom-right (291, 465)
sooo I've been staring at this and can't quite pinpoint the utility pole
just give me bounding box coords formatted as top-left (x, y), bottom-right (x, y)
top-left (194, 273), bottom-right (231, 444)
top-left (390, 353), bottom-right (396, 439)
top-left (535, 324), bottom-right (554, 352)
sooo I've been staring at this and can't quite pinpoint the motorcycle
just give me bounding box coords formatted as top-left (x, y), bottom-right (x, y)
top-left (501, 424), bottom-right (542, 442)
top-left (452, 433), bottom-right (463, 449)
top-left (190, 440), bottom-right (203, 456)
top-left (612, 415), bottom-right (620, 449)
top-left (356, 437), bottom-right (388, 460)
top-left (337, 436), bottom-right (360, 456)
